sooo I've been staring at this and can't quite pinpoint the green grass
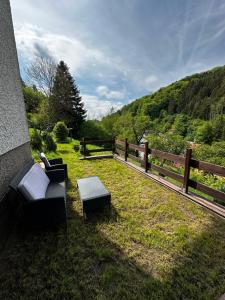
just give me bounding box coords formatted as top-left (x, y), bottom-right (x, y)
top-left (1, 142), bottom-right (225, 299)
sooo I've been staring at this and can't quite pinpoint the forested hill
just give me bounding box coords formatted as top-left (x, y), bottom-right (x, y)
top-left (118, 65), bottom-right (225, 120)
top-left (100, 65), bottom-right (225, 148)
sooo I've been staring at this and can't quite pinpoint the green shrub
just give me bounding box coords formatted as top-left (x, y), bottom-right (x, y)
top-left (80, 120), bottom-right (110, 140)
top-left (148, 133), bottom-right (188, 155)
top-left (193, 141), bottom-right (225, 167)
top-left (30, 129), bottom-right (42, 151)
top-left (53, 121), bottom-right (69, 142)
top-left (45, 133), bottom-right (57, 152)
top-left (73, 144), bottom-right (80, 151)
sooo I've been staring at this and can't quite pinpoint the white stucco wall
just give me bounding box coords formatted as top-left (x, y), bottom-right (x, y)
top-left (0, 0), bottom-right (30, 156)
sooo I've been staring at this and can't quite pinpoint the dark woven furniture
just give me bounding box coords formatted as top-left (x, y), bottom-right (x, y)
top-left (77, 176), bottom-right (111, 217)
top-left (10, 161), bottom-right (67, 227)
top-left (39, 153), bottom-right (68, 179)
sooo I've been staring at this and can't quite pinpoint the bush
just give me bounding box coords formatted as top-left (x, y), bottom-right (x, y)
top-left (30, 129), bottom-right (42, 151)
top-left (148, 133), bottom-right (188, 155)
top-left (44, 133), bottom-right (57, 152)
top-left (80, 120), bottom-right (110, 140)
top-left (53, 121), bottom-right (69, 142)
top-left (73, 144), bottom-right (80, 151)
top-left (196, 122), bottom-right (214, 144)
top-left (193, 141), bottom-right (225, 167)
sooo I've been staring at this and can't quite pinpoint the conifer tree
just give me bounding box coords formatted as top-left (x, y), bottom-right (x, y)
top-left (50, 61), bottom-right (86, 136)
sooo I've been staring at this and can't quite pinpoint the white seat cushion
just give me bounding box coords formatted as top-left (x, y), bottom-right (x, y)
top-left (18, 163), bottom-right (50, 201)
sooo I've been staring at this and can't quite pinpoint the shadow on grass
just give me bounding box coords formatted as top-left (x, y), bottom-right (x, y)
top-left (0, 203), bottom-right (225, 300)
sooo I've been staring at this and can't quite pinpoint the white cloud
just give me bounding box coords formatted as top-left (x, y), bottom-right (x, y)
top-left (143, 75), bottom-right (158, 89)
top-left (96, 85), bottom-right (124, 99)
top-left (96, 85), bottom-right (108, 96)
top-left (14, 23), bottom-right (106, 74)
top-left (81, 94), bottom-right (123, 119)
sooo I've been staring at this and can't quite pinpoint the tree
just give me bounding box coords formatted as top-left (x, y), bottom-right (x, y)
top-left (49, 61), bottom-right (86, 136)
top-left (148, 133), bottom-right (187, 155)
top-left (26, 56), bottom-right (57, 96)
top-left (36, 98), bottom-right (52, 131)
top-left (113, 113), bottom-right (150, 144)
top-left (131, 115), bottom-right (151, 144)
top-left (196, 122), bottom-right (214, 144)
top-left (101, 108), bottom-right (118, 137)
top-left (44, 133), bottom-right (57, 152)
top-left (212, 115), bottom-right (225, 141)
top-left (53, 121), bottom-right (69, 142)
top-left (80, 120), bottom-right (110, 140)
top-left (23, 85), bottom-right (46, 113)
top-left (172, 114), bottom-right (190, 136)
top-left (30, 129), bottom-right (42, 151)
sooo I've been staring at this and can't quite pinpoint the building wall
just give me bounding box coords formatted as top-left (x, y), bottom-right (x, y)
top-left (0, 0), bottom-right (31, 200)
top-left (0, 0), bottom-right (30, 157)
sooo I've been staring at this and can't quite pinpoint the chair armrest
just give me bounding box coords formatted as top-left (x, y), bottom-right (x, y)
top-left (46, 163), bottom-right (66, 170)
top-left (46, 164), bottom-right (68, 179)
top-left (46, 169), bottom-right (66, 183)
top-left (49, 158), bottom-right (63, 165)
top-left (25, 196), bottom-right (67, 226)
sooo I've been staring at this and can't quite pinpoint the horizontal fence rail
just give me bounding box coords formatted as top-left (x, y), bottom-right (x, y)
top-left (129, 143), bottom-right (145, 153)
top-left (151, 164), bottom-right (184, 183)
top-left (80, 138), bottom-right (115, 156)
top-left (190, 159), bottom-right (225, 177)
top-left (80, 139), bottom-right (114, 145)
top-left (114, 139), bottom-right (225, 205)
top-left (151, 149), bottom-right (185, 165)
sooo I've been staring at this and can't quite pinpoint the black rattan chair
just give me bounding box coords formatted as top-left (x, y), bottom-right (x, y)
top-left (39, 152), bottom-right (68, 179)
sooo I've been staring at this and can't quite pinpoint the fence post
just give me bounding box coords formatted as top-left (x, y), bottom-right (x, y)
top-left (82, 137), bottom-right (86, 156)
top-left (112, 138), bottom-right (115, 154)
top-left (183, 148), bottom-right (192, 193)
top-left (144, 142), bottom-right (149, 172)
top-left (148, 147), bottom-right (151, 171)
top-left (125, 138), bottom-right (128, 161)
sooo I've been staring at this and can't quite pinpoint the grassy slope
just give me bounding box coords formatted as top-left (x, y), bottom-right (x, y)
top-left (1, 142), bottom-right (225, 300)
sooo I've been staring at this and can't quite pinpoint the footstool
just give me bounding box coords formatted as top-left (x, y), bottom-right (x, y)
top-left (77, 176), bottom-right (111, 217)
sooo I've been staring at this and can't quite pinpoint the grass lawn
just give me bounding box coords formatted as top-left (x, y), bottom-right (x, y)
top-left (1, 142), bottom-right (225, 300)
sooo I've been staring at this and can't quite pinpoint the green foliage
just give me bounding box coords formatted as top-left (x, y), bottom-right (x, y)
top-left (193, 141), bottom-right (225, 167)
top-left (43, 133), bottom-right (57, 152)
top-left (53, 121), bottom-right (69, 142)
top-left (148, 133), bottom-right (188, 155)
top-left (50, 61), bottom-right (86, 135)
top-left (196, 122), bottom-right (214, 144)
top-left (101, 111), bottom-right (119, 137)
top-left (172, 114), bottom-right (190, 136)
top-left (30, 129), bottom-right (42, 151)
top-left (36, 97), bottom-right (53, 131)
top-left (23, 84), bottom-right (52, 132)
top-left (113, 113), bottom-right (150, 144)
top-left (80, 120), bottom-right (110, 140)
top-left (211, 115), bottom-right (225, 141)
top-left (23, 86), bottom-right (46, 113)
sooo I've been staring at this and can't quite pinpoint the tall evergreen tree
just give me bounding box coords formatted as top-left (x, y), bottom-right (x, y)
top-left (49, 61), bottom-right (86, 135)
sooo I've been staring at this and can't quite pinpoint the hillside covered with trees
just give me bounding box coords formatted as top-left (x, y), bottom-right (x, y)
top-left (100, 65), bottom-right (225, 166)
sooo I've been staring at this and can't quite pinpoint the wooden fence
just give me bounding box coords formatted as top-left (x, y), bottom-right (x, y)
top-left (115, 139), bottom-right (225, 204)
top-left (80, 138), bottom-right (115, 156)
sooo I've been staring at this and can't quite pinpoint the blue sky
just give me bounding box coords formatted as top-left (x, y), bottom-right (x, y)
top-left (10, 0), bottom-right (225, 118)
